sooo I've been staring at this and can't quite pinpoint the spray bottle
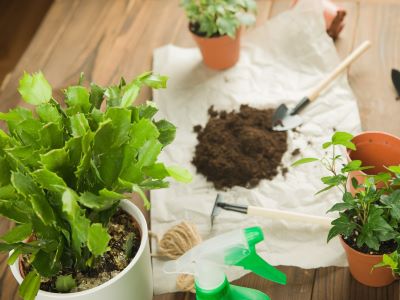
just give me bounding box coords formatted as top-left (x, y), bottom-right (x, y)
top-left (164, 226), bottom-right (287, 300)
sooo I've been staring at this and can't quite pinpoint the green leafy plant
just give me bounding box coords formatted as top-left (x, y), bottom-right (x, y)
top-left (0, 71), bottom-right (191, 299)
top-left (181, 0), bottom-right (257, 38)
top-left (374, 251), bottom-right (400, 275)
top-left (293, 132), bottom-right (400, 252)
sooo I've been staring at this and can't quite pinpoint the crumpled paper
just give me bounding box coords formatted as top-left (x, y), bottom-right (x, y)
top-left (151, 0), bottom-right (361, 295)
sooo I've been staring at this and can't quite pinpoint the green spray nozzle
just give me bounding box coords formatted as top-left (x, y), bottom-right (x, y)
top-left (225, 227), bottom-right (287, 285)
top-left (164, 226), bottom-right (287, 300)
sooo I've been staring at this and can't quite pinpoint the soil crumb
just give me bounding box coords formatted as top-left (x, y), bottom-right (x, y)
top-left (291, 148), bottom-right (300, 156)
top-left (22, 209), bottom-right (141, 293)
top-left (192, 105), bottom-right (288, 189)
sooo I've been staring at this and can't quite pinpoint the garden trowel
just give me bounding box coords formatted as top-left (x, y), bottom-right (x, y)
top-left (272, 40), bottom-right (371, 131)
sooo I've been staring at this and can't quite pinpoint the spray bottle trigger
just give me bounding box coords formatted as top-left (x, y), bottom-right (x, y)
top-left (226, 227), bottom-right (287, 285)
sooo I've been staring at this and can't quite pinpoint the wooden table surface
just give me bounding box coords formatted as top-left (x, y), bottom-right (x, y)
top-left (1, 0), bottom-right (400, 299)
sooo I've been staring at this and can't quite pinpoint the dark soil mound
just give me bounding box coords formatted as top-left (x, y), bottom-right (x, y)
top-left (192, 105), bottom-right (288, 189)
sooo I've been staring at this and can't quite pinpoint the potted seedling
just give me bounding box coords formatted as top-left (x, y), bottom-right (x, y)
top-left (0, 71), bottom-right (191, 300)
top-left (180, 0), bottom-right (257, 70)
top-left (346, 131), bottom-right (400, 194)
top-left (293, 132), bottom-right (399, 287)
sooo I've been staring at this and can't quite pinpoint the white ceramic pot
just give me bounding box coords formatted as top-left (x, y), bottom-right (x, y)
top-left (10, 200), bottom-right (153, 300)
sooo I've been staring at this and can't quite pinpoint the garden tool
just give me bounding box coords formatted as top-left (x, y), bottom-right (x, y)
top-left (272, 40), bottom-right (371, 131)
top-left (164, 226), bottom-right (286, 300)
top-left (211, 194), bottom-right (333, 229)
top-left (391, 68), bottom-right (400, 100)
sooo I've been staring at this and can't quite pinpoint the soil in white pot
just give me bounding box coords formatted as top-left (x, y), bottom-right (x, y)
top-left (21, 209), bottom-right (141, 293)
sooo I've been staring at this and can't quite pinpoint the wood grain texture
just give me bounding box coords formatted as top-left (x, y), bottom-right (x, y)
top-left (348, 1), bottom-right (400, 135)
top-left (312, 267), bottom-right (400, 300)
top-left (1, 0), bottom-right (400, 300)
top-left (0, 0), bottom-right (53, 84)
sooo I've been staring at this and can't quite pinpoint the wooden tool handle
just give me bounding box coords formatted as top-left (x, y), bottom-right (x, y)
top-left (307, 40), bottom-right (371, 102)
top-left (247, 206), bottom-right (333, 229)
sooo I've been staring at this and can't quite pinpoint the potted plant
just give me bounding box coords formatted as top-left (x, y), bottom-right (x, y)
top-left (0, 71), bottom-right (191, 300)
top-left (346, 131), bottom-right (400, 194)
top-left (180, 0), bottom-right (257, 70)
top-left (293, 132), bottom-right (399, 287)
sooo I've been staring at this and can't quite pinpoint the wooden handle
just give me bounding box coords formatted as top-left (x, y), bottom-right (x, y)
top-left (307, 40), bottom-right (371, 102)
top-left (247, 206), bottom-right (333, 229)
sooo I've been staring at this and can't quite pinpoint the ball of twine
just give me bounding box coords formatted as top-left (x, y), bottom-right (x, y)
top-left (152, 221), bottom-right (202, 293)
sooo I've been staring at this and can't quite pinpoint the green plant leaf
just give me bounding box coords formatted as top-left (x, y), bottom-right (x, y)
top-left (89, 83), bottom-right (105, 109)
top-left (315, 184), bottom-right (335, 195)
top-left (61, 189), bottom-right (90, 254)
top-left (55, 275), bottom-right (76, 293)
top-left (78, 189), bottom-right (123, 211)
top-left (327, 214), bottom-right (356, 242)
top-left (70, 113), bottom-right (89, 137)
top-left (155, 120), bottom-right (176, 146)
top-left (0, 224), bottom-right (32, 243)
top-left (331, 131), bottom-right (355, 150)
top-left (18, 72), bottom-right (52, 105)
top-left (387, 165), bottom-right (400, 174)
top-left (19, 270), bottom-right (41, 300)
top-left (0, 200), bottom-right (31, 223)
top-left (141, 73), bottom-right (168, 89)
top-left (381, 190), bottom-right (400, 220)
top-left (36, 103), bottom-right (62, 125)
top-left (326, 202), bottom-right (354, 213)
top-left (32, 169), bottom-right (67, 192)
top-left (321, 175), bottom-right (346, 186)
top-left (165, 166), bottom-right (192, 183)
top-left (56, 275), bottom-right (76, 293)
top-left (65, 86), bottom-right (91, 113)
top-left (39, 122), bottom-right (64, 149)
top-left (291, 157), bottom-right (319, 167)
top-left (87, 223), bottom-right (110, 256)
top-left (322, 141), bottom-right (332, 149)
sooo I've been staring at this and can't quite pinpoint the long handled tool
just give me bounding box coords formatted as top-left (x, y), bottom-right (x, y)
top-left (211, 194), bottom-right (333, 229)
top-left (272, 40), bottom-right (371, 131)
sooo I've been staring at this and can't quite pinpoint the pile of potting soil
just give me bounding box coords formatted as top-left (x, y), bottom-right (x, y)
top-left (192, 105), bottom-right (288, 189)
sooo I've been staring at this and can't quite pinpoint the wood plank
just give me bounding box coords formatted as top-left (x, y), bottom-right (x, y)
top-left (0, 0), bottom-right (53, 84)
top-left (348, 1), bottom-right (400, 135)
top-left (312, 267), bottom-right (400, 300)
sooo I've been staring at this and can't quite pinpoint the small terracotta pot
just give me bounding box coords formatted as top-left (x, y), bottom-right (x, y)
top-left (346, 131), bottom-right (400, 194)
top-left (191, 29), bottom-right (241, 70)
top-left (340, 237), bottom-right (395, 287)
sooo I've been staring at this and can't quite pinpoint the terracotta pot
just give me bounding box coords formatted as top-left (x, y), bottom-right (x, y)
top-left (346, 131), bottom-right (400, 194)
top-left (191, 29), bottom-right (241, 70)
top-left (340, 237), bottom-right (395, 287)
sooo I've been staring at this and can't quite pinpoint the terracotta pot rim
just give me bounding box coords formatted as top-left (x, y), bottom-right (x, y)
top-left (346, 131), bottom-right (400, 176)
top-left (339, 236), bottom-right (390, 258)
top-left (188, 23), bottom-right (240, 40)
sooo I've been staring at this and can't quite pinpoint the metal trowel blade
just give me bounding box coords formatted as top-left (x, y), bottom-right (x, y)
top-left (272, 104), bottom-right (304, 131)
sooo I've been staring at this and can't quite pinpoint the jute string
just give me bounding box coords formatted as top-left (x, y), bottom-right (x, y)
top-left (151, 221), bottom-right (202, 293)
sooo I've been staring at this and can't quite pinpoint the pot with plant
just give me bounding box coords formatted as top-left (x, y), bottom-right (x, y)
top-left (0, 71), bottom-right (191, 300)
top-left (293, 132), bottom-right (400, 287)
top-left (346, 131), bottom-right (400, 194)
top-left (180, 0), bottom-right (257, 70)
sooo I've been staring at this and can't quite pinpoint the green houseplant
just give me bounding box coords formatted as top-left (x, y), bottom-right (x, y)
top-left (293, 131), bottom-right (400, 287)
top-left (0, 71), bottom-right (191, 300)
top-left (180, 0), bottom-right (257, 70)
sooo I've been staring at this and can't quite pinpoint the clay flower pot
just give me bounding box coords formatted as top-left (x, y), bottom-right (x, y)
top-left (191, 29), bottom-right (241, 70)
top-left (340, 237), bottom-right (395, 287)
top-left (346, 131), bottom-right (400, 194)
top-left (10, 200), bottom-right (153, 300)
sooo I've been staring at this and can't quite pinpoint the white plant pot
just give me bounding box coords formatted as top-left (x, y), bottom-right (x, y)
top-left (10, 200), bottom-right (153, 300)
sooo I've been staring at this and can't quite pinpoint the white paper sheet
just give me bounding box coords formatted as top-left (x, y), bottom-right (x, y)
top-left (151, 0), bottom-right (361, 294)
